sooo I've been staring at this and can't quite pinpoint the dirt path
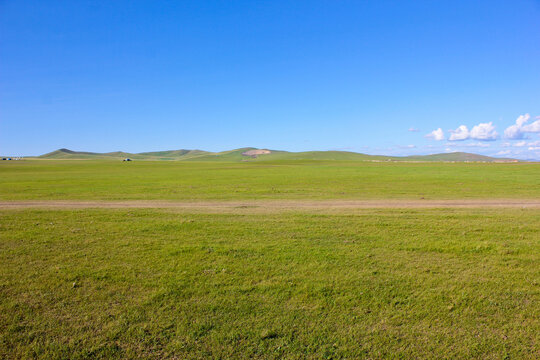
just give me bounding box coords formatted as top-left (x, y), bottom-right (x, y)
top-left (1, 199), bottom-right (540, 211)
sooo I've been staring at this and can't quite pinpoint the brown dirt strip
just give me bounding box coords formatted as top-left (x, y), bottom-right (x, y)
top-left (1, 199), bottom-right (540, 211)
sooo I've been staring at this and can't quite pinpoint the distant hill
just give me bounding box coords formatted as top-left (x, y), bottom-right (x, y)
top-left (135, 149), bottom-right (210, 160)
top-left (403, 152), bottom-right (510, 162)
top-left (39, 148), bottom-right (209, 161)
top-left (40, 148), bottom-right (134, 160)
top-left (36, 148), bottom-right (519, 162)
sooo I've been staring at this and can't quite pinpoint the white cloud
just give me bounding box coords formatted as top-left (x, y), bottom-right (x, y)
top-left (514, 141), bottom-right (527, 147)
top-left (408, 128), bottom-right (420, 132)
top-left (496, 150), bottom-right (511, 156)
top-left (505, 124), bottom-right (522, 139)
top-left (528, 146), bottom-right (540, 151)
top-left (504, 113), bottom-right (540, 139)
top-left (425, 128), bottom-right (444, 141)
top-left (469, 142), bottom-right (490, 148)
top-left (522, 119), bottom-right (540, 133)
top-left (470, 122), bottom-right (498, 141)
top-left (445, 142), bottom-right (490, 148)
top-left (516, 113), bottom-right (530, 127)
top-left (444, 122), bottom-right (497, 141)
top-left (448, 125), bottom-right (469, 141)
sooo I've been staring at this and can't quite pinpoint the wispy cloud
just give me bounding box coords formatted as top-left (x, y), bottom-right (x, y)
top-left (445, 142), bottom-right (490, 148)
top-left (329, 147), bottom-right (355, 151)
top-left (408, 128), bottom-right (420, 132)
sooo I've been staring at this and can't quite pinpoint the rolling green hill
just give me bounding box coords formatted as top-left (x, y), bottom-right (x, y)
top-left (39, 148), bottom-right (135, 160)
top-left (36, 148), bottom-right (517, 162)
top-left (134, 149), bottom-right (210, 161)
top-left (39, 148), bottom-right (209, 161)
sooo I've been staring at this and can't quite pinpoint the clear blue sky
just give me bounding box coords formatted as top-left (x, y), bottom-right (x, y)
top-left (1, 0), bottom-right (540, 159)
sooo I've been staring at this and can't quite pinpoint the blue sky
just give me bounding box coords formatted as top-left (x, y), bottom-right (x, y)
top-left (1, 0), bottom-right (540, 159)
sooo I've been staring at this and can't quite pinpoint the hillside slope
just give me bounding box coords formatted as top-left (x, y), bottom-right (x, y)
top-left (37, 148), bottom-right (518, 162)
top-left (403, 152), bottom-right (512, 162)
top-left (40, 149), bottom-right (135, 160)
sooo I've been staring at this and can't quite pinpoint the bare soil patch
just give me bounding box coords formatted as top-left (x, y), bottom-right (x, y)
top-left (1, 199), bottom-right (539, 212)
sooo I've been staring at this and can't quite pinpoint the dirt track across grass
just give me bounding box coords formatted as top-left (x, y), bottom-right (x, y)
top-left (1, 199), bottom-right (540, 212)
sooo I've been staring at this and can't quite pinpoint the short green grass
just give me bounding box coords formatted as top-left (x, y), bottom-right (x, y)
top-left (1, 208), bottom-right (539, 359)
top-left (1, 160), bottom-right (540, 200)
top-left (1, 160), bottom-right (539, 358)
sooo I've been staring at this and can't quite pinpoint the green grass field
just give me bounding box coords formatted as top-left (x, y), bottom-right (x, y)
top-left (1, 160), bottom-right (540, 200)
top-left (1, 208), bottom-right (539, 359)
top-left (1, 161), bottom-right (539, 359)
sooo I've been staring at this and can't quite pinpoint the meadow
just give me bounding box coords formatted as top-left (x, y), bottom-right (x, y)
top-left (1, 160), bottom-right (540, 200)
top-left (0, 208), bottom-right (538, 359)
top-left (0, 160), bottom-right (539, 359)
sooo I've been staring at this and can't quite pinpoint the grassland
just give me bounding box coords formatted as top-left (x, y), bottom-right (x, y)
top-left (1, 160), bottom-right (539, 359)
top-left (1, 208), bottom-right (539, 359)
top-left (1, 160), bottom-right (540, 201)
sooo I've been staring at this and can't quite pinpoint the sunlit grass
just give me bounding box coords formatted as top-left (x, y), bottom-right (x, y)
top-left (1, 160), bottom-right (539, 200)
top-left (1, 208), bottom-right (538, 359)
